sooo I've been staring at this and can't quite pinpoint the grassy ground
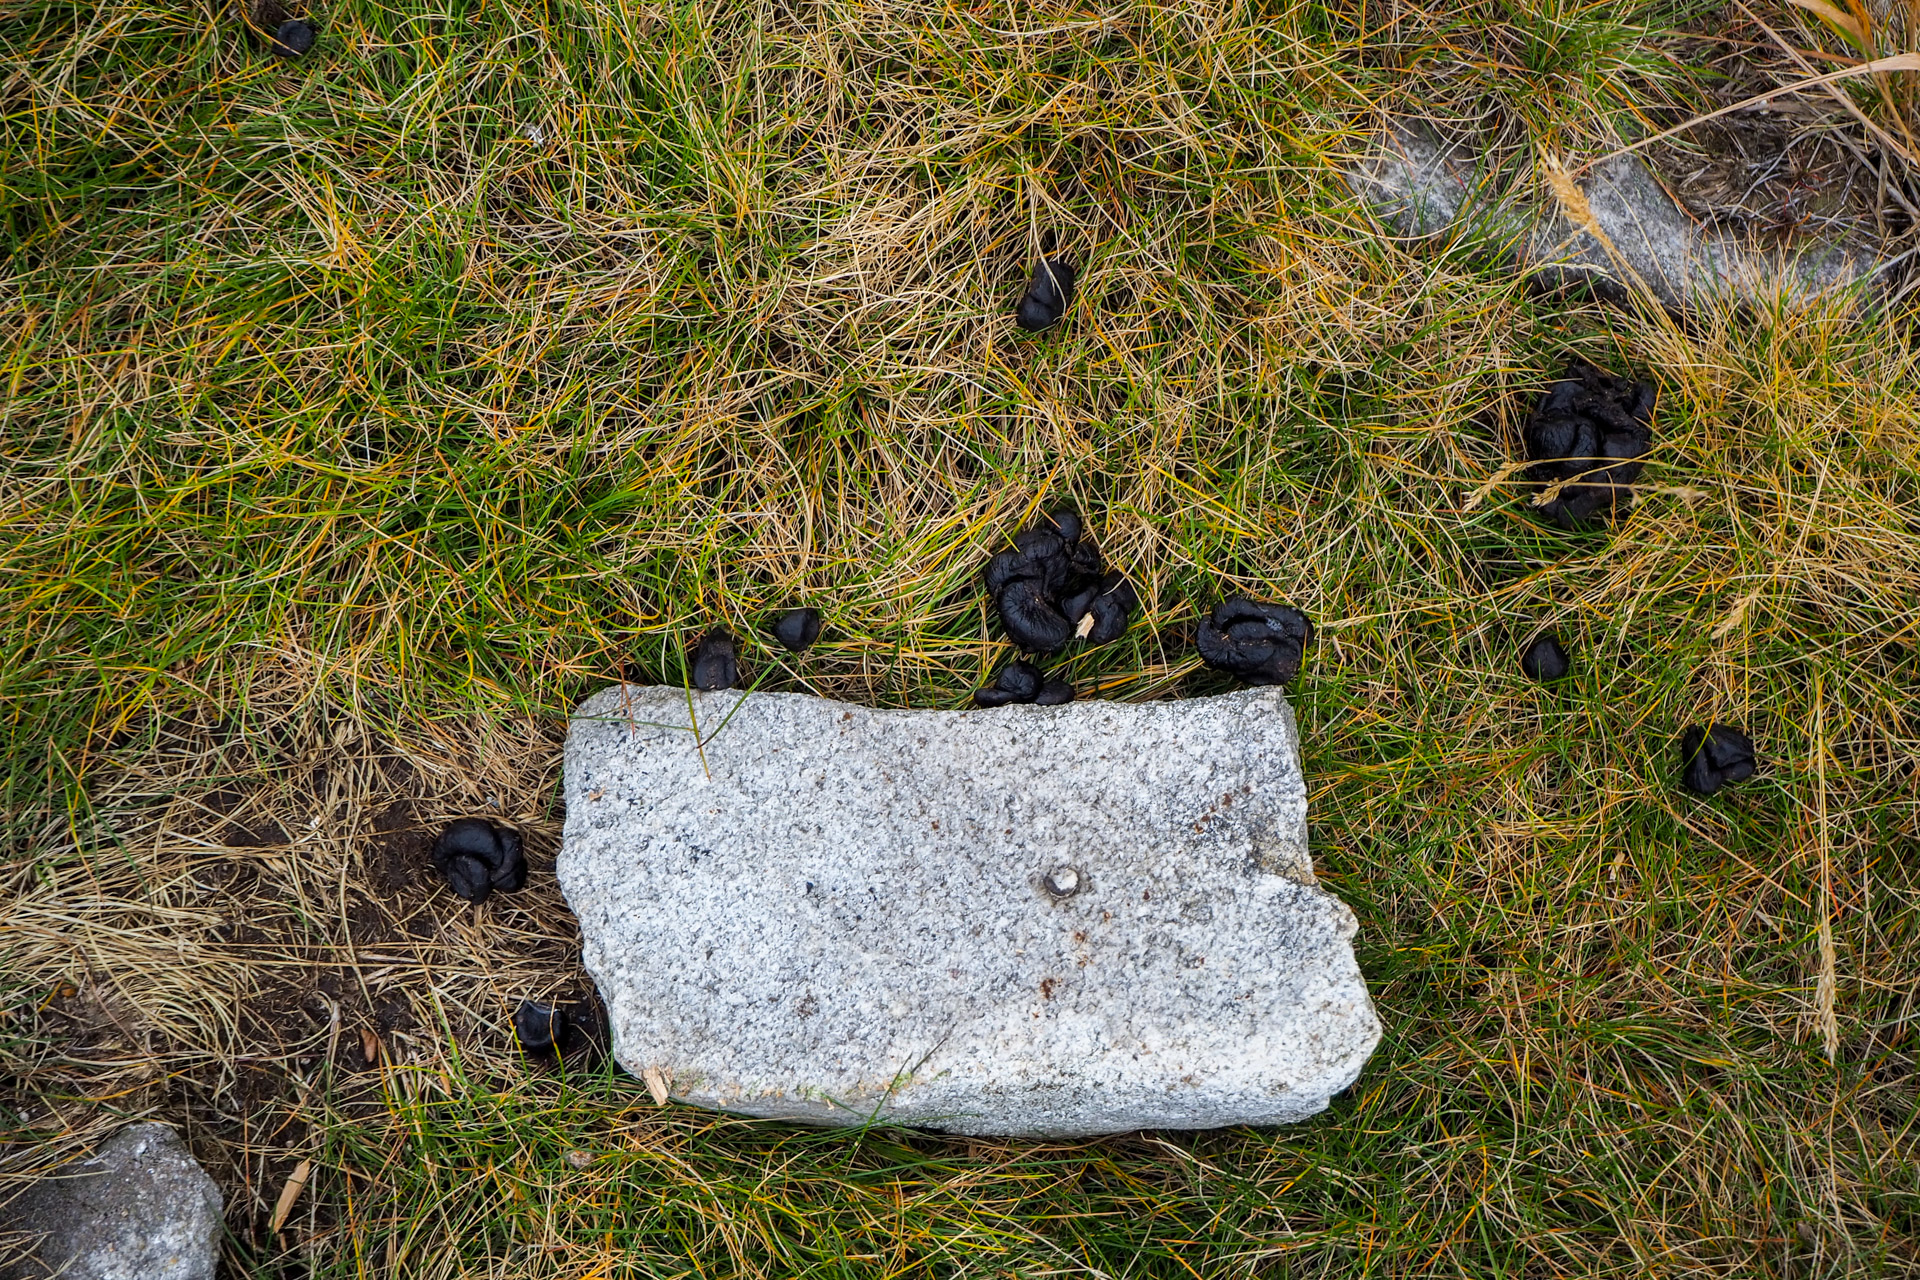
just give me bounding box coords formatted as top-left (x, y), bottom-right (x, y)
top-left (3, 0), bottom-right (1919, 1275)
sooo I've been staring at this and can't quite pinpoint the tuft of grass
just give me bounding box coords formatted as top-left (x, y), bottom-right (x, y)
top-left (2, 0), bottom-right (1917, 1276)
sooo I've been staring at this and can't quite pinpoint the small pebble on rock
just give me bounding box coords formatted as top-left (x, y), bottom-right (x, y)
top-left (1520, 633), bottom-right (1571, 682)
top-left (1043, 867), bottom-right (1081, 896)
top-left (271, 18), bottom-right (314, 55)
top-left (691, 630), bottom-right (739, 690)
top-left (432, 818), bottom-right (526, 904)
top-left (769, 607), bottom-right (822, 653)
top-left (983, 508), bottom-right (1137, 653)
top-left (1196, 598), bottom-right (1313, 685)
top-left (1523, 360), bottom-right (1655, 528)
top-left (1678, 724), bottom-right (1757, 795)
top-left (1015, 258), bottom-right (1076, 331)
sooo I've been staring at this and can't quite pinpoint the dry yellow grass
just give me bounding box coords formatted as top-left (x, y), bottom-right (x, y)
top-left (2, 0), bottom-right (1918, 1275)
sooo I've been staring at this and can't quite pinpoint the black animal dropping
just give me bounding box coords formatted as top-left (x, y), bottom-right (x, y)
top-left (691, 630), bottom-right (739, 690)
top-left (983, 507), bottom-right (1137, 653)
top-left (513, 1000), bottom-right (569, 1055)
top-left (432, 818), bottom-right (527, 904)
top-left (1015, 257), bottom-right (1076, 331)
top-left (1062, 572), bottom-right (1140, 646)
top-left (1196, 598), bottom-right (1313, 686)
top-left (975, 660), bottom-right (1044, 707)
top-left (1523, 360), bottom-right (1656, 528)
top-left (973, 660), bottom-right (1074, 707)
top-left (271, 18), bottom-right (314, 55)
top-left (1034, 678), bottom-right (1075, 706)
top-left (1678, 724), bottom-right (1757, 795)
top-left (769, 607), bottom-right (822, 653)
top-left (1520, 633), bottom-right (1571, 682)
top-left (251, 0), bottom-right (314, 55)
top-left (512, 996), bottom-right (610, 1067)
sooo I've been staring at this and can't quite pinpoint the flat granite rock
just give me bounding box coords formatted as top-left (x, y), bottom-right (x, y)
top-left (560, 685), bottom-right (1382, 1137)
top-left (1, 1123), bottom-right (223, 1280)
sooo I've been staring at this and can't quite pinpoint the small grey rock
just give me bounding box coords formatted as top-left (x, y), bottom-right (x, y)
top-left (560, 685), bottom-right (1381, 1137)
top-left (1, 1123), bottom-right (223, 1280)
top-left (1348, 121), bottom-right (1880, 313)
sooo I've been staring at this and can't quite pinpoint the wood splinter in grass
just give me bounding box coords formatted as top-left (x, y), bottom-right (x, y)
top-left (269, 1158), bottom-right (313, 1232)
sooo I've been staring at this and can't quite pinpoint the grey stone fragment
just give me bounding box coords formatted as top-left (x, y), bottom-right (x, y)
top-left (1347, 121), bottom-right (1505, 237)
top-left (1522, 154), bottom-right (1876, 311)
top-left (1348, 122), bottom-right (1880, 311)
top-left (1, 1123), bottom-right (223, 1280)
top-left (560, 685), bottom-right (1382, 1137)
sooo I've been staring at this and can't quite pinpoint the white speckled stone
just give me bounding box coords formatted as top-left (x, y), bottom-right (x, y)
top-left (3, 1123), bottom-right (222, 1280)
top-left (1348, 121), bottom-right (1879, 312)
top-left (559, 685), bottom-right (1382, 1137)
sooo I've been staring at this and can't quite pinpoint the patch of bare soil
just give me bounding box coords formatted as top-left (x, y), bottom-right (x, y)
top-left (0, 684), bottom-right (599, 1267)
top-left (1649, 108), bottom-right (1890, 247)
top-left (1649, 21), bottom-right (1918, 256)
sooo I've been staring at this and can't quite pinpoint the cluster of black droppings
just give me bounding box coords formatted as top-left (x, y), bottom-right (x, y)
top-left (691, 630), bottom-right (739, 689)
top-left (1196, 598), bottom-right (1313, 685)
top-left (1678, 724), bottom-right (1758, 795)
top-left (974, 660), bottom-right (1074, 707)
top-left (983, 509), bottom-right (1137, 653)
top-left (512, 997), bottom-right (609, 1067)
top-left (432, 818), bottom-right (526, 904)
top-left (1522, 360), bottom-right (1656, 528)
top-left (1015, 258), bottom-right (1076, 331)
top-left (769, 607), bottom-right (822, 653)
top-left (1520, 633), bottom-right (1571, 683)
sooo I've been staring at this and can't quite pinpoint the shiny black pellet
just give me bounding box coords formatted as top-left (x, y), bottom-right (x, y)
top-left (691, 631), bottom-right (739, 690)
top-left (1679, 724), bottom-right (1757, 795)
top-left (431, 818), bottom-right (526, 904)
top-left (1520, 633), bottom-right (1571, 682)
top-left (769, 608), bottom-right (822, 653)
top-left (271, 17), bottom-right (314, 55)
top-left (1523, 360), bottom-right (1656, 529)
top-left (1015, 258), bottom-right (1076, 331)
top-left (1195, 597), bottom-right (1313, 686)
